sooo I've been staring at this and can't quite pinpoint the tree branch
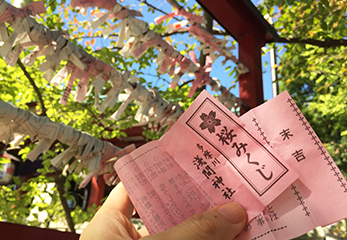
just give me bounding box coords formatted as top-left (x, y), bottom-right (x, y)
top-left (139, 0), bottom-right (180, 21)
top-left (270, 37), bottom-right (347, 48)
top-left (55, 170), bottom-right (76, 233)
top-left (139, 72), bottom-right (171, 84)
top-left (80, 103), bottom-right (114, 135)
top-left (95, 46), bottom-right (122, 52)
top-left (161, 29), bottom-right (229, 37)
top-left (16, 60), bottom-right (47, 116)
top-left (178, 79), bottom-right (194, 88)
top-left (81, 103), bottom-right (103, 123)
top-left (71, 28), bottom-right (228, 40)
top-left (71, 35), bottom-right (104, 39)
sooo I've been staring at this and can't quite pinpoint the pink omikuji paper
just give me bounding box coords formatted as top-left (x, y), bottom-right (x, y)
top-left (234, 90), bottom-right (347, 240)
top-left (115, 90), bottom-right (299, 234)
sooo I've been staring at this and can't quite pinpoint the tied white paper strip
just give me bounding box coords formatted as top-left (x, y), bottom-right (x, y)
top-left (5, 45), bottom-right (23, 66)
top-left (0, 17), bottom-right (27, 58)
top-left (109, 85), bottom-right (139, 121)
top-left (39, 39), bottom-right (87, 82)
top-left (190, 24), bottom-right (249, 76)
top-left (4, 17), bottom-right (66, 67)
top-left (98, 70), bottom-right (134, 113)
top-left (101, 16), bottom-right (148, 48)
top-left (50, 61), bottom-right (74, 87)
top-left (160, 103), bottom-right (183, 127)
top-left (91, 5), bottom-right (144, 38)
top-left (139, 12), bottom-right (247, 105)
top-left (73, 58), bottom-right (112, 103)
top-left (166, 19), bottom-right (191, 33)
top-left (22, 45), bottom-right (55, 66)
top-left (175, 56), bottom-right (199, 75)
top-left (131, 29), bottom-right (157, 59)
top-left (20, 27), bottom-right (70, 67)
top-left (197, 38), bottom-right (235, 63)
top-left (120, 36), bottom-right (141, 58)
top-left (150, 94), bottom-right (170, 121)
top-left (0, 22), bottom-right (8, 42)
top-left (0, 0), bottom-right (47, 24)
top-left (0, 100), bottom-right (139, 185)
top-left (90, 3), bottom-right (143, 36)
top-left (0, 0), bottom-right (10, 18)
top-left (38, 35), bottom-right (67, 81)
top-left (154, 6), bottom-right (205, 25)
top-left (134, 88), bottom-right (154, 122)
top-left (24, 119), bottom-right (62, 161)
top-left (99, 88), bottom-right (122, 113)
top-left (89, 4), bottom-right (123, 30)
top-left (88, 74), bottom-right (107, 107)
top-left (136, 91), bottom-right (171, 125)
top-left (79, 142), bottom-right (137, 188)
top-left (122, 17), bottom-right (148, 44)
top-left (235, 61), bottom-right (249, 75)
top-left (155, 46), bottom-right (174, 75)
top-left (4, 17), bottom-right (38, 66)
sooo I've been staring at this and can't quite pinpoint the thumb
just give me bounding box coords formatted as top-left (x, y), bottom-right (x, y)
top-left (141, 202), bottom-right (247, 240)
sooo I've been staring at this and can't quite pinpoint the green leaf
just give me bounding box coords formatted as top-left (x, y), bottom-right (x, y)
top-left (12, 176), bottom-right (21, 185)
top-left (0, 157), bottom-right (10, 165)
top-left (321, 22), bottom-right (328, 31)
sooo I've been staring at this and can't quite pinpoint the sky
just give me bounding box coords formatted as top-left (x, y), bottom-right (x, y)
top-left (70, 0), bottom-right (278, 102)
top-left (132, 0), bottom-right (277, 101)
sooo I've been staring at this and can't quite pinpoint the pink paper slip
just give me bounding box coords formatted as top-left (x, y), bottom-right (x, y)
top-left (235, 90), bottom-right (347, 239)
top-left (115, 90), bottom-right (299, 234)
top-left (115, 141), bottom-right (217, 233)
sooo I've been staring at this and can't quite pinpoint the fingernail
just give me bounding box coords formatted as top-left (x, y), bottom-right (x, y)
top-left (217, 202), bottom-right (247, 224)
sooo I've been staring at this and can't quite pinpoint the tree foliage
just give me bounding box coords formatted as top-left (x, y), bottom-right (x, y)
top-left (259, 0), bottom-right (347, 176)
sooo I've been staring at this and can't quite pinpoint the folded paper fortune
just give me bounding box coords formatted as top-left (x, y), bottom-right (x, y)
top-left (114, 90), bottom-right (347, 239)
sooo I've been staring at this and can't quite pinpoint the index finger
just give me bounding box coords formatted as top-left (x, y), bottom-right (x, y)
top-left (97, 182), bottom-right (134, 220)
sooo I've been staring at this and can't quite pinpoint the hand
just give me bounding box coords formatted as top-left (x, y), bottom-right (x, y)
top-left (80, 182), bottom-right (247, 240)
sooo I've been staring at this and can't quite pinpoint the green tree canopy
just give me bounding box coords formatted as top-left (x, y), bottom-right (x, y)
top-left (259, 0), bottom-right (347, 177)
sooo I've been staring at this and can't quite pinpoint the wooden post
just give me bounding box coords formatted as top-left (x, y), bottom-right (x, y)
top-left (238, 33), bottom-right (264, 114)
top-left (88, 175), bottom-right (106, 208)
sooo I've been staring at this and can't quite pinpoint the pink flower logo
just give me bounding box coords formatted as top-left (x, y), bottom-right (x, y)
top-left (199, 110), bottom-right (221, 133)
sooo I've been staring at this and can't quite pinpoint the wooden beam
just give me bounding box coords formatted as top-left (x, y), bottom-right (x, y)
top-left (196, 0), bottom-right (278, 45)
top-left (0, 222), bottom-right (79, 240)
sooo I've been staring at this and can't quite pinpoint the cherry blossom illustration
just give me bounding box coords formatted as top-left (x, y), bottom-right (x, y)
top-left (199, 110), bottom-right (221, 133)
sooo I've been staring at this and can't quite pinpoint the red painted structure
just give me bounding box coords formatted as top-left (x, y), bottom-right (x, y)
top-left (197, 0), bottom-right (279, 112)
top-left (0, 222), bottom-right (79, 240)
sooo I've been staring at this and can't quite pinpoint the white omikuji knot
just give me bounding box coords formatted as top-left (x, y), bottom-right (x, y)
top-left (0, 100), bottom-right (137, 186)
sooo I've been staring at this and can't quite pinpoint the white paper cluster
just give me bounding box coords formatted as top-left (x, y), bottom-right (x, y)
top-left (154, 7), bottom-right (247, 72)
top-left (0, 0), bottom-right (185, 126)
top-left (0, 100), bottom-right (136, 186)
top-left (72, 0), bottom-right (243, 110)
